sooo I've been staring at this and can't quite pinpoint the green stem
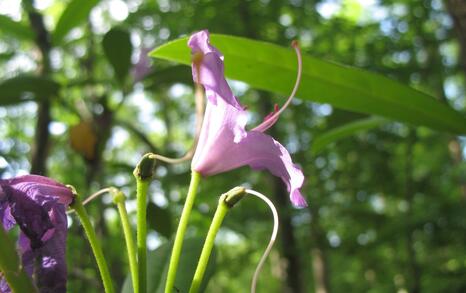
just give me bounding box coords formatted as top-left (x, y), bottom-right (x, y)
top-left (165, 171), bottom-right (202, 293)
top-left (136, 179), bottom-right (149, 293)
top-left (0, 226), bottom-right (38, 293)
top-left (113, 191), bottom-right (139, 293)
top-left (189, 195), bottom-right (229, 293)
top-left (72, 195), bottom-right (115, 293)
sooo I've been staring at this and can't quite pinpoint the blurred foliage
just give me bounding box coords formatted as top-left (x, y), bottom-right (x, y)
top-left (0, 0), bottom-right (465, 292)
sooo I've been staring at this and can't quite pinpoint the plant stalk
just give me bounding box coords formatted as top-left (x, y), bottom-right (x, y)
top-left (113, 190), bottom-right (139, 293)
top-left (72, 195), bottom-right (115, 293)
top-left (164, 171), bottom-right (202, 293)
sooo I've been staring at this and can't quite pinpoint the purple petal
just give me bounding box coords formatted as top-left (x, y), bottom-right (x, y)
top-left (18, 205), bottom-right (67, 293)
top-left (0, 199), bottom-right (15, 231)
top-left (192, 97), bottom-right (307, 207)
top-left (0, 175), bottom-right (71, 293)
top-left (3, 175), bottom-right (73, 206)
top-left (2, 184), bottom-right (54, 248)
top-left (132, 47), bottom-right (152, 82)
top-left (0, 277), bottom-right (11, 293)
top-left (189, 30), bottom-right (243, 109)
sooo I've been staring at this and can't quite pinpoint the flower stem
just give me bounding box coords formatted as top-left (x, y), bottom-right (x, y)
top-left (189, 187), bottom-right (245, 293)
top-left (0, 226), bottom-right (38, 293)
top-left (72, 195), bottom-right (115, 293)
top-left (164, 171), bottom-right (202, 293)
top-left (136, 179), bottom-right (149, 293)
top-left (189, 196), bottom-right (228, 293)
top-left (133, 153), bottom-right (156, 293)
top-left (113, 190), bottom-right (139, 293)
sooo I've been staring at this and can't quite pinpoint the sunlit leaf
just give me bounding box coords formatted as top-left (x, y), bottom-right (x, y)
top-left (0, 75), bottom-right (60, 106)
top-left (150, 34), bottom-right (466, 134)
top-left (52, 0), bottom-right (100, 45)
top-left (102, 27), bottom-right (132, 83)
top-left (121, 238), bottom-right (216, 293)
top-left (0, 15), bottom-right (34, 41)
top-left (312, 117), bottom-right (387, 155)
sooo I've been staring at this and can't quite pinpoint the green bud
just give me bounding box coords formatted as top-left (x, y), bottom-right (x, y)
top-left (223, 186), bottom-right (246, 208)
top-left (133, 153), bottom-right (157, 181)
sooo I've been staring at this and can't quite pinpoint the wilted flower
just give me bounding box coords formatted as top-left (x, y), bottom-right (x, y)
top-left (189, 30), bottom-right (307, 207)
top-left (0, 175), bottom-right (73, 293)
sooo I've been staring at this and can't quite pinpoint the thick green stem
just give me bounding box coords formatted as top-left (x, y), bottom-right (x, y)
top-left (0, 226), bottom-right (37, 293)
top-left (164, 171), bottom-right (202, 293)
top-left (133, 153), bottom-right (156, 293)
top-left (72, 195), bottom-right (115, 293)
top-left (136, 180), bottom-right (149, 293)
top-left (189, 187), bottom-right (245, 293)
top-left (189, 195), bottom-right (229, 293)
top-left (113, 190), bottom-right (139, 293)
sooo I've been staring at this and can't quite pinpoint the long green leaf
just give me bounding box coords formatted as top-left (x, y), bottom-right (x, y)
top-left (150, 34), bottom-right (466, 134)
top-left (0, 75), bottom-right (60, 106)
top-left (0, 15), bottom-right (34, 41)
top-left (52, 0), bottom-right (100, 45)
top-left (312, 117), bottom-right (387, 155)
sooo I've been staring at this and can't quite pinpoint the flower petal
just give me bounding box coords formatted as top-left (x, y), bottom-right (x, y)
top-left (192, 93), bottom-right (247, 173)
top-left (189, 30), bottom-right (243, 109)
top-left (0, 277), bottom-right (11, 293)
top-left (0, 175), bottom-right (71, 293)
top-left (18, 205), bottom-right (67, 293)
top-left (4, 175), bottom-right (73, 206)
top-left (218, 130), bottom-right (306, 208)
top-left (192, 97), bottom-right (306, 207)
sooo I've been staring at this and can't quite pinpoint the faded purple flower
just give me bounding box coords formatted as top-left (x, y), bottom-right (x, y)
top-left (0, 175), bottom-right (73, 293)
top-left (189, 30), bottom-right (307, 207)
top-left (132, 47), bottom-right (152, 82)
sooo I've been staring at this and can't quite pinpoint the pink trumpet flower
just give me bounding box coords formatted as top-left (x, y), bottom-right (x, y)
top-left (189, 30), bottom-right (307, 207)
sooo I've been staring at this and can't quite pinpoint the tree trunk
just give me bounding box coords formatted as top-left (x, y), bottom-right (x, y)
top-left (309, 201), bottom-right (331, 293)
top-left (273, 178), bottom-right (304, 293)
top-left (445, 0), bottom-right (466, 74)
top-left (404, 130), bottom-right (422, 293)
top-left (25, 0), bottom-right (52, 175)
top-left (445, 0), bottom-right (466, 199)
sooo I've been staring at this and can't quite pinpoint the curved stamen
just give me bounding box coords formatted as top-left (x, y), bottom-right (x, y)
top-left (252, 40), bottom-right (302, 132)
top-left (82, 187), bottom-right (115, 206)
top-left (67, 187), bottom-right (115, 214)
top-left (245, 189), bottom-right (279, 293)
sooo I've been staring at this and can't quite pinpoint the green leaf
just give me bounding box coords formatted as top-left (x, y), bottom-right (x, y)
top-left (145, 65), bottom-right (192, 89)
top-left (0, 75), bottom-right (60, 106)
top-left (102, 27), bottom-right (132, 82)
top-left (121, 237), bottom-right (216, 293)
top-left (0, 15), bottom-right (34, 41)
top-left (147, 202), bottom-right (173, 238)
top-left (312, 117), bottom-right (387, 155)
top-left (52, 0), bottom-right (100, 45)
top-left (150, 34), bottom-right (466, 134)
top-left (0, 228), bottom-right (37, 292)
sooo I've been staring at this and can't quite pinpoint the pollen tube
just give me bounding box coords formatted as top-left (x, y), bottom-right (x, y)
top-left (252, 40), bottom-right (303, 132)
